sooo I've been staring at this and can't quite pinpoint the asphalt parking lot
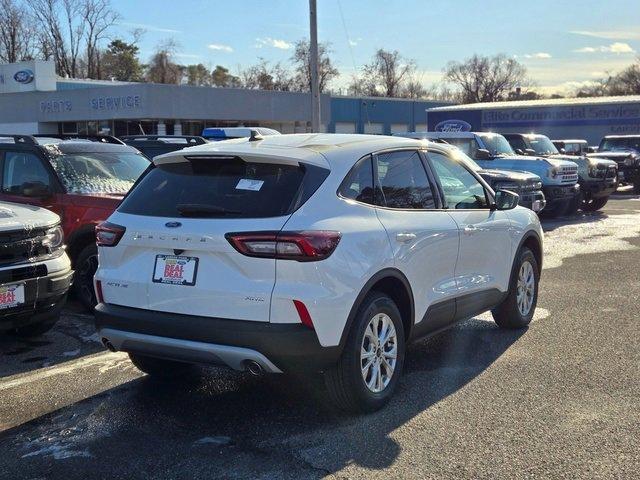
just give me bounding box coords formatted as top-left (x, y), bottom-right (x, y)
top-left (1, 191), bottom-right (639, 480)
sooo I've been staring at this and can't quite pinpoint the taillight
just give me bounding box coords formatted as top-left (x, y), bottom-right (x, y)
top-left (293, 299), bottom-right (314, 329)
top-left (225, 231), bottom-right (341, 261)
top-left (96, 221), bottom-right (126, 247)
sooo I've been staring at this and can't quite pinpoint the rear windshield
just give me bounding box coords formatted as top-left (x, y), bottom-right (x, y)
top-left (118, 156), bottom-right (327, 218)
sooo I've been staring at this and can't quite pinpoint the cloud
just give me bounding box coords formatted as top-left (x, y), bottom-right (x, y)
top-left (574, 42), bottom-right (635, 54)
top-left (117, 21), bottom-right (180, 34)
top-left (254, 37), bottom-right (292, 50)
top-left (521, 52), bottom-right (552, 59)
top-left (348, 37), bottom-right (362, 47)
top-left (571, 30), bottom-right (640, 41)
top-left (208, 44), bottom-right (233, 53)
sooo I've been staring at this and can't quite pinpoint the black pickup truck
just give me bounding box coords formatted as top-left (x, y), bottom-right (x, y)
top-left (589, 135), bottom-right (640, 194)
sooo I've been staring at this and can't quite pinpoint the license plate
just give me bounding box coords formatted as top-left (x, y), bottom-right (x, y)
top-left (0, 283), bottom-right (25, 309)
top-left (152, 255), bottom-right (199, 286)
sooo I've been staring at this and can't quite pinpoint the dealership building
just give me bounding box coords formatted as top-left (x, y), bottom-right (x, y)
top-left (0, 60), bottom-right (450, 137)
top-left (426, 95), bottom-right (640, 144)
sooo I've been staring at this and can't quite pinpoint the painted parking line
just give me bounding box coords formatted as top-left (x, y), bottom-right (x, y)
top-left (0, 351), bottom-right (129, 392)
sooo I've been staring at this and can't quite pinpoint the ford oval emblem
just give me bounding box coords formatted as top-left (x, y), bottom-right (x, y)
top-left (165, 222), bottom-right (182, 228)
top-left (13, 69), bottom-right (34, 84)
top-left (434, 119), bottom-right (472, 132)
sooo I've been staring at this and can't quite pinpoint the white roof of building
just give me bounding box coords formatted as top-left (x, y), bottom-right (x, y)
top-left (428, 95), bottom-right (640, 112)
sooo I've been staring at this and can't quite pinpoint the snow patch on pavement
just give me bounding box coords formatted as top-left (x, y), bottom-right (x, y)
top-left (542, 212), bottom-right (640, 270)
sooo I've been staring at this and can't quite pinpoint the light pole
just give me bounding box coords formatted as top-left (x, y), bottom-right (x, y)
top-left (309, 0), bottom-right (321, 132)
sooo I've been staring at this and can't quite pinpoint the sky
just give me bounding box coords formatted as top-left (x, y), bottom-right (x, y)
top-left (110, 0), bottom-right (640, 95)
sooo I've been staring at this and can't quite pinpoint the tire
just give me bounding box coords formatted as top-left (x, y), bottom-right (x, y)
top-left (492, 247), bottom-right (540, 329)
top-left (582, 196), bottom-right (608, 212)
top-left (324, 292), bottom-right (405, 413)
top-left (73, 243), bottom-right (98, 311)
top-left (128, 353), bottom-right (197, 379)
top-left (12, 315), bottom-right (60, 337)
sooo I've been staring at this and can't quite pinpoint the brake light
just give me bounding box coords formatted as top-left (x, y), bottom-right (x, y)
top-left (225, 231), bottom-right (341, 261)
top-left (96, 222), bottom-right (126, 247)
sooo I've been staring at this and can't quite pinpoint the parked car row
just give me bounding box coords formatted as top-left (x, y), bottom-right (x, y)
top-left (395, 130), bottom-right (627, 216)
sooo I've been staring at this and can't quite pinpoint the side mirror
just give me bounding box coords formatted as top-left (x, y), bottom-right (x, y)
top-left (474, 148), bottom-right (492, 160)
top-left (524, 148), bottom-right (536, 156)
top-left (493, 189), bottom-right (519, 211)
top-left (21, 182), bottom-right (53, 198)
top-left (559, 148), bottom-right (566, 154)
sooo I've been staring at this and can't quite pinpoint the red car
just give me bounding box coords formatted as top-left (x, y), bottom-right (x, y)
top-left (0, 134), bottom-right (149, 309)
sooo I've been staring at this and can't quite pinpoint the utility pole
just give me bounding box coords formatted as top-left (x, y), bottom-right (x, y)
top-left (309, 0), bottom-right (321, 132)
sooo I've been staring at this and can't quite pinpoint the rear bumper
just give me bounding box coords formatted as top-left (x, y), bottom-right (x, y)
top-left (94, 303), bottom-right (341, 373)
top-left (0, 264), bottom-right (74, 331)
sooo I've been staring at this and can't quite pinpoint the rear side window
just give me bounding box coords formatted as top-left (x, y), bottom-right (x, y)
top-left (119, 157), bottom-right (327, 218)
top-left (338, 155), bottom-right (374, 204)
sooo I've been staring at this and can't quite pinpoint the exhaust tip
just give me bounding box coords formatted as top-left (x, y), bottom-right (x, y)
top-left (245, 360), bottom-right (264, 376)
top-left (101, 337), bottom-right (117, 352)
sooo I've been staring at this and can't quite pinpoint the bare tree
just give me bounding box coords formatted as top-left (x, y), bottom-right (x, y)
top-left (145, 39), bottom-right (183, 84)
top-left (240, 59), bottom-right (294, 91)
top-left (610, 58), bottom-right (640, 95)
top-left (443, 53), bottom-right (528, 103)
top-left (30, 0), bottom-right (84, 77)
top-left (81, 0), bottom-right (119, 78)
top-left (290, 39), bottom-right (339, 93)
top-left (0, 0), bottom-right (35, 63)
top-left (366, 49), bottom-right (415, 97)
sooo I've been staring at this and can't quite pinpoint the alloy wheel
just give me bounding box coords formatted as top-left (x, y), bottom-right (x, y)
top-left (516, 260), bottom-right (535, 316)
top-left (360, 313), bottom-right (398, 393)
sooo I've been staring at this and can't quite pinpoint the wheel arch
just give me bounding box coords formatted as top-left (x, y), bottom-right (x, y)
top-left (338, 268), bottom-right (415, 351)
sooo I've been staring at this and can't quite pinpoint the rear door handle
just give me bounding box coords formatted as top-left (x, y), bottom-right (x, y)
top-left (395, 232), bottom-right (417, 243)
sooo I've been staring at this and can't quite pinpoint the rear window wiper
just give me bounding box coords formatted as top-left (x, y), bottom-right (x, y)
top-left (176, 204), bottom-right (242, 217)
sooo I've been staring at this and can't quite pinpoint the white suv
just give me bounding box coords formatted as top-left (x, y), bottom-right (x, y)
top-left (94, 134), bottom-right (543, 412)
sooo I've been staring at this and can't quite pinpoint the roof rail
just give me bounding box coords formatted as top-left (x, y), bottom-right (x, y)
top-left (0, 134), bottom-right (37, 145)
top-left (120, 135), bottom-right (208, 144)
top-left (32, 134), bottom-right (125, 145)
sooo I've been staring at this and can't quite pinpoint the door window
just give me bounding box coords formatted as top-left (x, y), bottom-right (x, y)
top-left (427, 151), bottom-right (489, 209)
top-left (2, 151), bottom-right (51, 195)
top-left (506, 136), bottom-right (528, 153)
top-left (374, 150), bottom-right (436, 209)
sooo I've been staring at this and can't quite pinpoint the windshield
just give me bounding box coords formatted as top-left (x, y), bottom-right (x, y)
top-left (527, 136), bottom-right (559, 156)
top-left (599, 137), bottom-right (640, 152)
top-left (440, 138), bottom-right (480, 158)
top-left (50, 152), bottom-right (149, 194)
top-left (477, 134), bottom-right (515, 156)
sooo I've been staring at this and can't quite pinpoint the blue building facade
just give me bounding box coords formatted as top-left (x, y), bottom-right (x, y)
top-left (329, 96), bottom-right (453, 135)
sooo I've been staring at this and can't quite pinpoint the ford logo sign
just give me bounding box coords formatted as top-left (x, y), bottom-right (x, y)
top-left (434, 119), bottom-right (472, 132)
top-left (165, 222), bottom-right (182, 228)
top-left (13, 69), bottom-right (34, 84)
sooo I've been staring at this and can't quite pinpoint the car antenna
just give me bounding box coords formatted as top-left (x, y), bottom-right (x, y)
top-left (248, 129), bottom-right (263, 142)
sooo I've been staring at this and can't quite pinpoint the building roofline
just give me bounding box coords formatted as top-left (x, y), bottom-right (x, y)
top-left (428, 95), bottom-right (640, 112)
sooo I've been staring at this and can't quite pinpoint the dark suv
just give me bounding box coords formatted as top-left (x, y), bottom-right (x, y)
top-left (590, 135), bottom-right (640, 194)
top-left (0, 134), bottom-right (149, 309)
top-left (120, 135), bottom-right (208, 159)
